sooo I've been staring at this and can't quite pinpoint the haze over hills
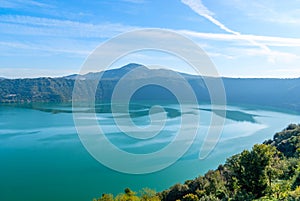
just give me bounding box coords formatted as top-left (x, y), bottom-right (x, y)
top-left (1, 63), bottom-right (300, 112)
top-left (62, 63), bottom-right (198, 81)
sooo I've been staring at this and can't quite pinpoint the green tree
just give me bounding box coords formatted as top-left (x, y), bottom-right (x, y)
top-left (226, 144), bottom-right (278, 198)
top-left (93, 193), bottom-right (114, 201)
top-left (198, 194), bottom-right (220, 201)
top-left (292, 170), bottom-right (300, 190)
top-left (115, 188), bottom-right (140, 201)
top-left (288, 186), bottom-right (300, 200)
top-left (202, 170), bottom-right (227, 199)
top-left (182, 193), bottom-right (198, 201)
top-left (140, 188), bottom-right (160, 201)
top-left (164, 183), bottom-right (189, 201)
top-left (269, 180), bottom-right (291, 200)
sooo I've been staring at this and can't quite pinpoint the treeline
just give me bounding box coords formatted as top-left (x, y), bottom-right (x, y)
top-left (1, 64), bottom-right (300, 112)
top-left (94, 124), bottom-right (300, 201)
top-left (0, 78), bottom-right (74, 103)
top-left (0, 78), bottom-right (118, 103)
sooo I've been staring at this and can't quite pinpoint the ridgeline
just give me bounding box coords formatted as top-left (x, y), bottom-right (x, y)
top-left (1, 63), bottom-right (300, 113)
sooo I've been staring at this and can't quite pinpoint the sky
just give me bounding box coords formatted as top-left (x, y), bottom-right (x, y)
top-left (0, 0), bottom-right (300, 78)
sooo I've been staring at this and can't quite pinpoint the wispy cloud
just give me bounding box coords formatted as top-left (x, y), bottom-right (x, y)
top-left (271, 68), bottom-right (300, 74)
top-left (182, 0), bottom-right (236, 34)
top-left (229, 47), bottom-right (299, 63)
top-left (181, 0), bottom-right (276, 62)
top-left (0, 0), bottom-right (53, 9)
top-left (231, 0), bottom-right (300, 25)
top-left (0, 40), bottom-right (98, 58)
top-left (0, 40), bottom-right (91, 56)
top-left (0, 67), bottom-right (76, 78)
top-left (0, 15), bottom-right (138, 38)
top-left (180, 30), bottom-right (300, 47)
top-left (121, 0), bottom-right (147, 3)
top-left (178, 30), bottom-right (300, 63)
top-left (0, 14), bottom-right (140, 58)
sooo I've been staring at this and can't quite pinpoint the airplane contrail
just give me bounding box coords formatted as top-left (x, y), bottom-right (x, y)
top-left (181, 0), bottom-right (274, 61)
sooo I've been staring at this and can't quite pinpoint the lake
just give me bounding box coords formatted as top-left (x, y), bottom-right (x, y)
top-left (0, 103), bottom-right (299, 201)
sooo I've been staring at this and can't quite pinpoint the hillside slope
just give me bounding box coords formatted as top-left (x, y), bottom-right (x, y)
top-left (1, 63), bottom-right (300, 112)
top-left (93, 124), bottom-right (300, 201)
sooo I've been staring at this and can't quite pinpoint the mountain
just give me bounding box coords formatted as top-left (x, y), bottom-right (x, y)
top-left (0, 77), bottom-right (74, 103)
top-left (264, 123), bottom-right (300, 157)
top-left (1, 63), bottom-right (300, 113)
top-left (63, 63), bottom-right (188, 80)
top-left (223, 77), bottom-right (300, 112)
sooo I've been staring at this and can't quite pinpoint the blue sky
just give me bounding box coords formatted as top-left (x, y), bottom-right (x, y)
top-left (1, 0), bottom-right (300, 78)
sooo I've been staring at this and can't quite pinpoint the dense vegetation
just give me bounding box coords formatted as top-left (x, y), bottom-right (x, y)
top-left (1, 63), bottom-right (300, 112)
top-left (94, 124), bottom-right (300, 201)
top-left (0, 78), bottom-right (74, 103)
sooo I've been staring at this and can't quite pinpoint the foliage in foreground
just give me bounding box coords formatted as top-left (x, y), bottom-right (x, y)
top-left (93, 124), bottom-right (300, 201)
top-left (93, 188), bottom-right (160, 201)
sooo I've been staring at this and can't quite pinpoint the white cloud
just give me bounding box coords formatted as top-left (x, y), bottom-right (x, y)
top-left (271, 68), bottom-right (300, 74)
top-left (181, 0), bottom-right (214, 17)
top-left (0, 67), bottom-right (76, 78)
top-left (0, 15), bottom-right (138, 38)
top-left (231, 0), bottom-right (300, 25)
top-left (0, 40), bottom-right (91, 56)
top-left (180, 30), bottom-right (300, 47)
top-left (0, 15), bottom-right (140, 58)
top-left (0, 0), bottom-right (53, 8)
top-left (181, 0), bottom-right (277, 62)
top-left (121, 0), bottom-right (147, 3)
top-left (230, 48), bottom-right (299, 63)
top-left (181, 0), bottom-right (239, 35)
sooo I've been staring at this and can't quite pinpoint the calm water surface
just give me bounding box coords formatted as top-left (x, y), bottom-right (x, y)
top-left (0, 103), bottom-right (299, 201)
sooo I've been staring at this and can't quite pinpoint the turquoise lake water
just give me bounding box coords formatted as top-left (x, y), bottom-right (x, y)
top-left (0, 103), bottom-right (299, 201)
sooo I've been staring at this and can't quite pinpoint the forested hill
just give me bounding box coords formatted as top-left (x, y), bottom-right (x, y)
top-left (94, 124), bottom-right (300, 201)
top-left (265, 124), bottom-right (300, 158)
top-left (157, 124), bottom-right (300, 201)
top-left (1, 63), bottom-right (300, 112)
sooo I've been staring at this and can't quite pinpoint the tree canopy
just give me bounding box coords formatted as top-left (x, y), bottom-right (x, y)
top-left (94, 124), bottom-right (300, 201)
